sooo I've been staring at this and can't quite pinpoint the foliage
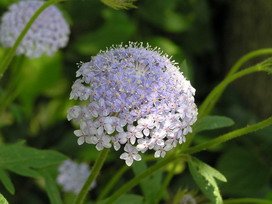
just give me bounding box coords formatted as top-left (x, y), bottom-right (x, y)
top-left (188, 157), bottom-right (227, 204)
top-left (0, 0), bottom-right (271, 204)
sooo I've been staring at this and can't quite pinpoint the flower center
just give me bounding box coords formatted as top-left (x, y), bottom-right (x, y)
top-left (134, 62), bottom-right (149, 77)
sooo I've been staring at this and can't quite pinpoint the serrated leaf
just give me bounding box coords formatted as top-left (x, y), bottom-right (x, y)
top-left (39, 169), bottom-right (62, 204)
top-left (0, 169), bottom-right (15, 194)
top-left (8, 166), bottom-right (40, 178)
top-left (0, 193), bottom-right (9, 204)
top-left (0, 142), bottom-right (67, 179)
top-left (193, 116), bottom-right (234, 134)
top-left (132, 160), bottom-right (162, 204)
top-left (188, 157), bottom-right (226, 204)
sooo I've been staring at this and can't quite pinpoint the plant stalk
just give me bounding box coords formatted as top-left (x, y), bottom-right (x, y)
top-left (74, 148), bottom-right (110, 204)
top-left (198, 64), bottom-right (270, 119)
top-left (103, 154), bottom-right (185, 204)
top-left (183, 117), bottom-right (272, 155)
top-left (228, 48), bottom-right (272, 76)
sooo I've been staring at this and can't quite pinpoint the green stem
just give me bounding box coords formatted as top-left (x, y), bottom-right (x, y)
top-left (198, 64), bottom-right (270, 119)
top-left (228, 48), bottom-right (272, 76)
top-left (183, 117), bottom-right (272, 155)
top-left (103, 154), bottom-right (186, 204)
top-left (97, 165), bottom-right (129, 200)
top-left (223, 198), bottom-right (272, 204)
top-left (97, 154), bottom-right (157, 201)
top-left (74, 148), bottom-right (110, 204)
top-left (0, 0), bottom-right (66, 80)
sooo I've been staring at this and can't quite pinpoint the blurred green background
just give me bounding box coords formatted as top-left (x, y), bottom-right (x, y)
top-left (0, 0), bottom-right (272, 203)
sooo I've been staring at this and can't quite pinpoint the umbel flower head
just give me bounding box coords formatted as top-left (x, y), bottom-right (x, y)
top-left (68, 42), bottom-right (198, 166)
top-left (0, 0), bottom-right (70, 58)
top-left (57, 160), bottom-right (96, 194)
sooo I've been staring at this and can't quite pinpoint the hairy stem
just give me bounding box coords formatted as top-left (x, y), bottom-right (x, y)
top-left (74, 148), bottom-right (110, 204)
top-left (228, 48), bottom-right (272, 76)
top-left (0, 0), bottom-right (66, 80)
top-left (223, 198), bottom-right (272, 204)
top-left (198, 64), bottom-right (271, 119)
top-left (183, 117), bottom-right (272, 155)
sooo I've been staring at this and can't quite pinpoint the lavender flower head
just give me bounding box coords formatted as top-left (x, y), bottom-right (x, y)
top-left (0, 0), bottom-right (70, 58)
top-left (57, 160), bottom-right (95, 194)
top-left (68, 42), bottom-right (198, 166)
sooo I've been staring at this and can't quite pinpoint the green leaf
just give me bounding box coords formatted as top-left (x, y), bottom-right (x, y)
top-left (76, 9), bottom-right (136, 55)
top-left (132, 160), bottom-right (162, 204)
top-left (188, 157), bottom-right (226, 204)
top-left (0, 141), bottom-right (67, 178)
top-left (217, 147), bottom-right (270, 197)
top-left (39, 169), bottom-right (62, 204)
top-left (193, 116), bottom-right (234, 134)
top-left (9, 166), bottom-right (40, 178)
top-left (0, 169), bottom-right (15, 194)
top-left (0, 193), bottom-right (9, 204)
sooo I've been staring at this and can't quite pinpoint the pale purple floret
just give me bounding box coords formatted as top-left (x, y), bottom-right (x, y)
top-left (0, 0), bottom-right (70, 58)
top-left (67, 106), bottom-right (81, 121)
top-left (57, 160), bottom-right (95, 194)
top-left (68, 42), bottom-right (198, 166)
top-left (120, 144), bottom-right (141, 166)
top-left (112, 132), bottom-right (127, 151)
top-left (154, 144), bottom-right (173, 158)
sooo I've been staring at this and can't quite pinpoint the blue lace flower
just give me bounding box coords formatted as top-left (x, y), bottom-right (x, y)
top-left (57, 160), bottom-right (95, 194)
top-left (0, 0), bottom-right (70, 58)
top-left (68, 42), bottom-right (198, 166)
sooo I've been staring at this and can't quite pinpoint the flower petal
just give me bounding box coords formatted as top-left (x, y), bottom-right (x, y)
top-left (77, 137), bottom-right (85, 145)
top-left (125, 157), bottom-right (134, 166)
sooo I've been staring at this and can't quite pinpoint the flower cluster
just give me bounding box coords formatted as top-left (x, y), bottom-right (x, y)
top-left (57, 160), bottom-right (95, 194)
top-left (0, 0), bottom-right (70, 58)
top-left (68, 42), bottom-right (198, 166)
